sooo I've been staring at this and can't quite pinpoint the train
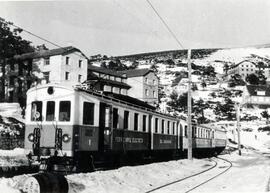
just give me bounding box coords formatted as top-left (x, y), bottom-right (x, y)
top-left (24, 83), bottom-right (227, 173)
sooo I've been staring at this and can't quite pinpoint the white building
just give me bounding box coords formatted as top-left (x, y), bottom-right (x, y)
top-left (18, 46), bottom-right (88, 86)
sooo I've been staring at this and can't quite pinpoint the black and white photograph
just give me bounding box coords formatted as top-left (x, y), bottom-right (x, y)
top-left (0, 0), bottom-right (270, 192)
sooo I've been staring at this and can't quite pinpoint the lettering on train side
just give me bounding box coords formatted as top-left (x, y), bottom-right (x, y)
top-left (114, 137), bottom-right (143, 143)
top-left (160, 139), bottom-right (172, 144)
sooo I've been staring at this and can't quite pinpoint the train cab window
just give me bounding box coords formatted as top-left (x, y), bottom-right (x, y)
top-left (134, 113), bottom-right (139, 131)
top-left (167, 121), bottom-right (170, 134)
top-left (142, 115), bottom-right (147, 132)
top-left (46, 101), bottom-right (55, 121)
top-left (83, 102), bottom-right (94, 125)
top-left (113, 108), bottom-right (118, 129)
top-left (161, 120), bottom-right (165, 134)
top-left (59, 101), bottom-right (71, 121)
top-left (31, 101), bottom-right (43, 121)
top-left (155, 118), bottom-right (159, 133)
top-left (124, 111), bottom-right (129, 129)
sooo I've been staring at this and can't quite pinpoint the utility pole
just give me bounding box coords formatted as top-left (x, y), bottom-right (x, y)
top-left (187, 49), bottom-right (193, 160)
top-left (235, 103), bottom-right (241, 156)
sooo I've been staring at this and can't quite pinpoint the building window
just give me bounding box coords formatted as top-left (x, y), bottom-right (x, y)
top-left (46, 101), bottom-right (55, 121)
top-left (43, 72), bottom-right (50, 83)
top-left (66, 57), bottom-right (70, 65)
top-left (45, 58), bottom-right (50, 65)
top-left (134, 113), bottom-right (139, 131)
top-left (83, 102), bottom-right (94, 125)
top-left (59, 101), bottom-right (71, 121)
top-left (143, 115), bottom-right (147, 132)
top-left (145, 78), bottom-right (148, 83)
top-left (153, 79), bottom-right (156, 85)
top-left (113, 108), bottom-right (118, 129)
top-left (65, 72), bottom-right (70, 80)
top-left (9, 77), bottom-right (15, 86)
top-left (155, 118), bottom-right (159, 133)
top-left (78, 60), bottom-right (82, 68)
top-left (153, 91), bottom-right (156, 97)
top-left (78, 74), bottom-right (82, 83)
top-left (124, 111), bottom-right (129, 129)
top-left (145, 89), bottom-right (149, 96)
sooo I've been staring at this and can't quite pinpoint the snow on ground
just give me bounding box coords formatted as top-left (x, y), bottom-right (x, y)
top-left (0, 148), bottom-right (28, 167)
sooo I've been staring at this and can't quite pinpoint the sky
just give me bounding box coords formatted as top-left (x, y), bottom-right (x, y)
top-left (1, 0), bottom-right (270, 56)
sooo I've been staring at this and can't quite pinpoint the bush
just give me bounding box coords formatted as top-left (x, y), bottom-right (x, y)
top-left (258, 126), bottom-right (270, 132)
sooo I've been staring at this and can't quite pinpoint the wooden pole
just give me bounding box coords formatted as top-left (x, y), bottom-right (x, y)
top-left (187, 49), bottom-right (193, 160)
top-left (236, 104), bottom-right (242, 156)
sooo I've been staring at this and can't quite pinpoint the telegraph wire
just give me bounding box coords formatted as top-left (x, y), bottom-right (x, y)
top-left (0, 17), bottom-right (88, 60)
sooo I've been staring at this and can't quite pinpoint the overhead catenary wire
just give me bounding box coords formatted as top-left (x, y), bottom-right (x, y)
top-left (145, 0), bottom-right (185, 50)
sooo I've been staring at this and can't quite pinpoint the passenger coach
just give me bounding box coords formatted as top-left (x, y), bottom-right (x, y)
top-left (24, 83), bottom-right (226, 172)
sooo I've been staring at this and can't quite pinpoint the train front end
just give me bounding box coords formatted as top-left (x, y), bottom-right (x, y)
top-left (24, 84), bottom-right (76, 171)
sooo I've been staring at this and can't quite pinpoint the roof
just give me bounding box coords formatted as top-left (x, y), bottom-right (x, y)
top-left (14, 46), bottom-right (87, 60)
top-left (88, 65), bottom-right (124, 78)
top-left (103, 92), bottom-right (156, 110)
top-left (84, 78), bottom-right (131, 89)
top-left (118, 68), bottom-right (153, 78)
top-left (246, 85), bottom-right (270, 96)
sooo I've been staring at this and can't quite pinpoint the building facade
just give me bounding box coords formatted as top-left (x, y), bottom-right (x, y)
top-left (242, 85), bottom-right (270, 106)
top-left (226, 60), bottom-right (270, 80)
top-left (119, 69), bottom-right (159, 105)
top-left (1, 46), bottom-right (88, 105)
top-left (84, 65), bottom-right (130, 95)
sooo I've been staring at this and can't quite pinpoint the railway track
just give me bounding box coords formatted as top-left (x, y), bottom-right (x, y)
top-left (145, 156), bottom-right (232, 193)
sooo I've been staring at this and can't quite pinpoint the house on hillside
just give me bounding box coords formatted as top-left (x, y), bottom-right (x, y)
top-left (85, 65), bottom-right (130, 95)
top-left (118, 69), bottom-right (159, 106)
top-left (225, 60), bottom-right (270, 81)
top-left (242, 85), bottom-right (270, 107)
top-left (2, 46), bottom-right (88, 106)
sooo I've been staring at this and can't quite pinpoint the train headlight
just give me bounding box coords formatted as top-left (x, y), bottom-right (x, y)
top-left (62, 134), bottom-right (71, 143)
top-left (28, 133), bottom-right (34, 142)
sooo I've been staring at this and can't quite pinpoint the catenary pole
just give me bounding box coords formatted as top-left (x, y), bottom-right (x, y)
top-left (236, 103), bottom-right (242, 156)
top-left (187, 49), bottom-right (193, 160)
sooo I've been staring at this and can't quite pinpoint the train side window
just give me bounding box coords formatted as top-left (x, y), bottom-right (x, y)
top-left (155, 118), bottom-right (159, 133)
top-left (113, 108), bottom-right (118, 129)
top-left (184, 125), bottom-right (187, 137)
top-left (46, 101), bottom-right (55, 121)
top-left (173, 122), bottom-right (175, 135)
top-left (124, 111), bottom-right (129, 129)
top-left (161, 119), bottom-right (165, 134)
top-left (134, 113), bottom-right (139, 131)
top-left (83, 102), bottom-right (94, 125)
top-left (59, 101), bottom-right (71, 121)
top-left (167, 121), bottom-right (170, 134)
top-left (180, 124), bottom-right (183, 136)
top-left (142, 115), bottom-right (147, 132)
top-left (31, 101), bottom-right (43, 121)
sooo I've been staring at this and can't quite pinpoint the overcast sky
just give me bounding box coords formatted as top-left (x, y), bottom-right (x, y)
top-left (1, 0), bottom-right (270, 56)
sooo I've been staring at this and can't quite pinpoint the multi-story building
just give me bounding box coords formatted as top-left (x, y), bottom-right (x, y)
top-left (226, 60), bottom-right (270, 80)
top-left (119, 69), bottom-right (159, 106)
top-left (242, 85), bottom-right (270, 107)
top-left (1, 46), bottom-right (88, 106)
top-left (85, 65), bottom-right (131, 95)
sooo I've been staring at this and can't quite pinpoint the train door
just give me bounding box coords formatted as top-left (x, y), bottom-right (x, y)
top-left (148, 115), bottom-right (152, 150)
top-left (99, 102), bottom-right (112, 152)
top-left (179, 123), bottom-right (183, 151)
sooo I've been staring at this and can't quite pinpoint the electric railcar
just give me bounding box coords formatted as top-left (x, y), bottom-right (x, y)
top-left (24, 83), bottom-right (226, 172)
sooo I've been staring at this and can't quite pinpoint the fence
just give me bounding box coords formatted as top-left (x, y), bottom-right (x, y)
top-left (0, 136), bottom-right (24, 150)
